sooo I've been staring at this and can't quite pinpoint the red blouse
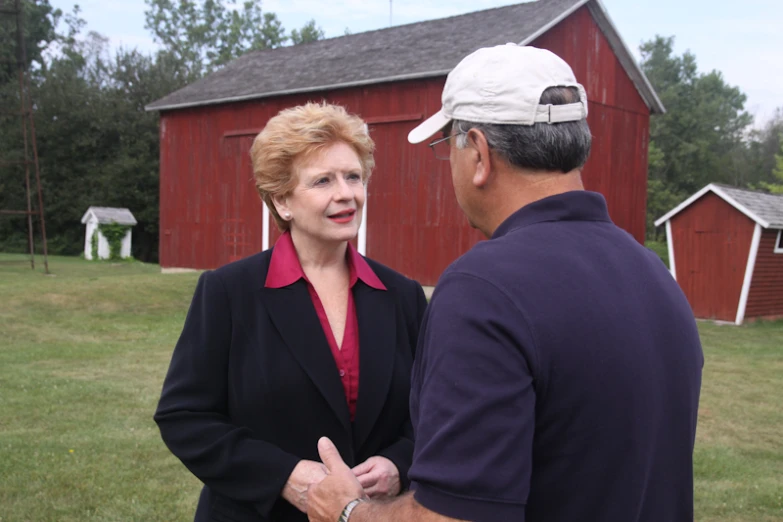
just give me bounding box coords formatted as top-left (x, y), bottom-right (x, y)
top-left (264, 231), bottom-right (386, 420)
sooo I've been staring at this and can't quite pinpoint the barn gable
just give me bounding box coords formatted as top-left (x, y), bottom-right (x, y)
top-left (146, 0), bottom-right (664, 115)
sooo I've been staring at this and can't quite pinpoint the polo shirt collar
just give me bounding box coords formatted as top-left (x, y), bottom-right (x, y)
top-left (492, 190), bottom-right (613, 240)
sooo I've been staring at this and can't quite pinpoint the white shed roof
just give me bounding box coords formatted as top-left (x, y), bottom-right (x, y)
top-left (81, 206), bottom-right (137, 225)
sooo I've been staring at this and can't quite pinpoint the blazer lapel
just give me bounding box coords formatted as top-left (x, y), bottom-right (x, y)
top-left (261, 280), bottom-right (352, 433)
top-left (352, 282), bottom-right (397, 449)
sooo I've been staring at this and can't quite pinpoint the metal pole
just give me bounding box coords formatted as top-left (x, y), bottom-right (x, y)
top-left (15, 0), bottom-right (35, 269)
top-left (24, 57), bottom-right (50, 275)
top-left (16, 0), bottom-right (50, 273)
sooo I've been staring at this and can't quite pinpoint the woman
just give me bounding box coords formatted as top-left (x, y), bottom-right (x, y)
top-left (154, 102), bottom-right (427, 522)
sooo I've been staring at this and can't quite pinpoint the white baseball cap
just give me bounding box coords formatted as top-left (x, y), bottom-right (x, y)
top-left (407, 43), bottom-right (588, 144)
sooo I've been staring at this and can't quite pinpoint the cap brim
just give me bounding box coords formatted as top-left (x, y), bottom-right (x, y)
top-left (407, 109), bottom-right (451, 144)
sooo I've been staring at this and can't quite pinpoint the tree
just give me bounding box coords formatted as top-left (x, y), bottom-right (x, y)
top-left (744, 108), bottom-right (783, 191)
top-left (640, 36), bottom-right (756, 239)
top-left (0, 1), bottom-right (327, 260)
top-left (757, 135), bottom-right (783, 194)
top-left (0, 0), bottom-right (61, 84)
top-left (646, 179), bottom-right (684, 240)
top-left (0, 5), bottom-right (168, 260)
top-left (640, 36), bottom-right (753, 195)
top-left (0, 0), bottom-right (66, 252)
top-left (774, 143), bottom-right (783, 187)
top-left (291, 19), bottom-right (325, 45)
top-left (143, 0), bottom-right (323, 79)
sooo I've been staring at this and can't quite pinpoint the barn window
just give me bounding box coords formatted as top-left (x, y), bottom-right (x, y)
top-left (775, 230), bottom-right (783, 254)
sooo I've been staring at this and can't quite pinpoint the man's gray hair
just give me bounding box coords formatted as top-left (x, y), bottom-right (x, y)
top-left (454, 86), bottom-right (592, 173)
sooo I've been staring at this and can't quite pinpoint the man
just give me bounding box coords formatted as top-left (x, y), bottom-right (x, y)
top-left (307, 43), bottom-right (704, 522)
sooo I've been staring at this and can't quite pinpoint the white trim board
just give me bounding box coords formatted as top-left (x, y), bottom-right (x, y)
top-left (145, 70), bottom-right (450, 112)
top-left (262, 202), bottom-right (270, 251)
top-left (775, 230), bottom-right (783, 254)
top-left (735, 223), bottom-right (763, 325)
top-left (665, 220), bottom-right (676, 280)
top-left (521, 0), bottom-right (590, 48)
top-left (161, 267), bottom-right (202, 274)
top-left (358, 187), bottom-right (368, 256)
top-left (655, 183), bottom-right (771, 228)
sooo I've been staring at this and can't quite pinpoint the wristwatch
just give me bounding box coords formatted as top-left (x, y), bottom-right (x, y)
top-left (338, 498), bottom-right (366, 522)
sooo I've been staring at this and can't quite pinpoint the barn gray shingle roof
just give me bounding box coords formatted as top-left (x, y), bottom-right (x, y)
top-left (81, 207), bottom-right (138, 226)
top-left (655, 183), bottom-right (783, 229)
top-left (145, 0), bottom-right (664, 114)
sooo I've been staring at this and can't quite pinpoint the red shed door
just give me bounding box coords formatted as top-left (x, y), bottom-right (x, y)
top-left (682, 230), bottom-right (742, 322)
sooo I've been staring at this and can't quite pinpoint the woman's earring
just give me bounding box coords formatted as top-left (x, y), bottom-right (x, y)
top-left (284, 212), bottom-right (291, 220)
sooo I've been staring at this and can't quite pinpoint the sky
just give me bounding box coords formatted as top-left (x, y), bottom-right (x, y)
top-left (48, 0), bottom-right (782, 127)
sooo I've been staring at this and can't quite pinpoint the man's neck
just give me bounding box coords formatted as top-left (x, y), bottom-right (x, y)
top-left (481, 169), bottom-right (584, 237)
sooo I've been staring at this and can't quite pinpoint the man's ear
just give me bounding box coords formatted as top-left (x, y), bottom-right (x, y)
top-left (468, 129), bottom-right (493, 188)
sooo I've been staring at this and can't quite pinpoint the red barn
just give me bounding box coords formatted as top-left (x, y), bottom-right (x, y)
top-left (655, 184), bottom-right (783, 325)
top-left (146, 0), bottom-right (664, 286)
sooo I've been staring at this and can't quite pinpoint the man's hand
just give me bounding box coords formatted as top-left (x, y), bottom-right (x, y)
top-left (307, 437), bottom-right (367, 522)
top-left (281, 459), bottom-right (329, 513)
top-left (352, 456), bottom-right (401, 499)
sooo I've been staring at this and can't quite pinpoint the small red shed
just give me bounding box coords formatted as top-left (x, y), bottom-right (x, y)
top-left (655, 183), bottom-right (783, 325)
top-left (146, 0), bottom-right (665, 286)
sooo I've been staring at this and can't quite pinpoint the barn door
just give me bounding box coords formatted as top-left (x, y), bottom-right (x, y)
top-left (217, 135), bottom-right (265, 266)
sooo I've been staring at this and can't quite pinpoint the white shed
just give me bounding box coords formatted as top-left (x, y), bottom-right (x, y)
top-left (81, 207), bottom-right (137, 260)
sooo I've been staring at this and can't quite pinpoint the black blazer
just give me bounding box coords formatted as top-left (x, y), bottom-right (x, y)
top-left (154, 248), bottom-right (427, 522)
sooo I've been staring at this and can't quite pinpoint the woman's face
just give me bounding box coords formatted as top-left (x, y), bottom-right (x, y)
top-left (277, 141), bottom-right (366, 247)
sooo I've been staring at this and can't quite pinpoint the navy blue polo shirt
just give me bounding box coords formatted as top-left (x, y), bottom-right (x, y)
top-left (408, 190), bottom-right (703, 522)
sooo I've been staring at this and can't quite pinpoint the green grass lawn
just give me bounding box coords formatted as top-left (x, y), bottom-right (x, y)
top-left (0, 254), bottom-right (203, 521)
top-left (1, 253), bottom-right (782, 521)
